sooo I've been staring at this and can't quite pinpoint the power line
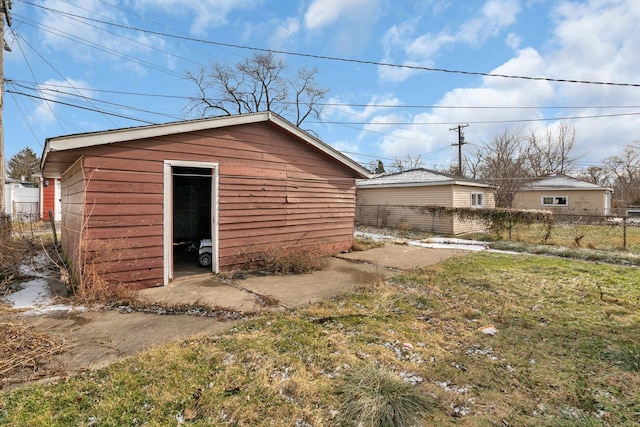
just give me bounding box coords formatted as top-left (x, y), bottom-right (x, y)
top-left (6, 90), bottom-right (157, 124)
top-left (315, 111), bottom-right (640, 126)
top-left (21, 0), bottom-right (640, 88)
top-left (12, 15), bottom-right (185, 78)
top-left (12, 84), bottom-right (184, 120)
top-left (9, 80), bottom-right (640, 111)
top-left (11, 29), bottom-right (118, 128)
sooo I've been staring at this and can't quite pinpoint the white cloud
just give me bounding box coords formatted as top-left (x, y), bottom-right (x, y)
top-left (547, 0), bottom-right (640, 104)
top-left (379, 0), bottom-right (522, 82)
top-left (35, 79), bottom-right (96, 125)
top-left (303, 0), bottom-right (382, 53)
top-left (377, 47), bottom-right (554, 162)
top-left (269, 17), bottom-right (301, 47)
top-left (36, 0), bottom-right (169, 75)
top-left (304, 0), bottom-right (379, 30)
top-left (135, 0), bottom-right (258, 35)
top-left (505, 32), bottom-right (521, 49)
top-left (323, 94), bottom-right (402, 121)
top-left (543, 0), bottom-right (640, 162)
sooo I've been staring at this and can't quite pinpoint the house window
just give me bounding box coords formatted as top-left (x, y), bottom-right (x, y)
top-left (542, 196), bottom-right (568, 206)
top-left (471, 192), bottom-right (484, 207)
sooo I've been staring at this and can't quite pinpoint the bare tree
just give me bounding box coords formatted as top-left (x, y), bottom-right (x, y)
top-left (388, 154), bottom-right (424, 173)
top-left (464, 147), bottom-right (484, 179)
top-left (525, 123), bottom-right (578, 175)
top-left (476, 128), bottom-right (530, 208)
top-left (603, 143), bottom-right (640, 208)
top-left (185, 52), bottom-right (328, 126)
top-left (575, 166), bottom-right (612, 187)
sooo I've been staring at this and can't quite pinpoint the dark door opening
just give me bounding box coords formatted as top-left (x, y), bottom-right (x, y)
top-left (172, 166), bottom-right (212, 278)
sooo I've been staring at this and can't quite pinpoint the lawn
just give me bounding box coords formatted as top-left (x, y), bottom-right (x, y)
top-left (1, 252), bottom-right (639, 426)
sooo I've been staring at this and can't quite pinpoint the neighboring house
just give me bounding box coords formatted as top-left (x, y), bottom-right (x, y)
top-left (4, 178), bottom-right (39, 220)
top-left (356, 168), bottom-right (496, 235)
top-left (33, 174), bottom-right (62, 222)
top-left (512, 173), bottom-right (613, 215)
top-left (40, 112), bottom-right (370, 289)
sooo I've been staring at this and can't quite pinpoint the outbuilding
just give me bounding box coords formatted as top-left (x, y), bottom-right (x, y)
top-left (512, 173), bottom-right (613, 216)
top-left (41, 112), bottom-right (369, 289)
top-left (356, 168), bottom-right (495, 235)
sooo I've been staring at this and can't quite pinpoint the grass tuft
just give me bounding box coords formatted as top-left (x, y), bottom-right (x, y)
top-left (336, 363), bottom-right (433, 427)
top-left (613, 342), bottom-right (640, 372)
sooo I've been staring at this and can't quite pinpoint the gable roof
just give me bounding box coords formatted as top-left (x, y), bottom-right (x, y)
top-left (519, 173), bottom-right (613, 192)
top-left (357, 168), bottom-right (494, 189)
top-left (41, 112), bottom-right (370, 178)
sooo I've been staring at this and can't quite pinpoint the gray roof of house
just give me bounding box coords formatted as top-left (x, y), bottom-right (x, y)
top-left (520, 174), bottom-right (612, 191)
top-left (357, 168), bottom-right (493, 189)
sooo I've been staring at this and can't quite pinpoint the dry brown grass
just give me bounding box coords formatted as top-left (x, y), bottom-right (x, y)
top-left (352, 237), bottom-right (387, 251)
top-left (0, 323), bottom-right (66, 390)
top-left (257, 246), bottom-right (329, 275)
top-left (71, 262), bottom-right (136, 306)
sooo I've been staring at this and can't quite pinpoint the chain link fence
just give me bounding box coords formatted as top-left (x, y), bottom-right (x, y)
top-left (356, 204), bottom-right (640, 253)
top-left (504, 214), bottom-right (640, 252)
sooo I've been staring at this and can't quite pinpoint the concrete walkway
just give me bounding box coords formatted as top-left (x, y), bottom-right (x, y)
top-left (138, 244), bottom-right (469, 311)
top-left (4, 244), bottom-right (471, 390)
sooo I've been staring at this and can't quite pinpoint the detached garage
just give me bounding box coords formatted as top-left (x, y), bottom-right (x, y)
top-left (356, 169), bottom-right (495, 235)
top-left (41, 112), bottom-right (369, 289)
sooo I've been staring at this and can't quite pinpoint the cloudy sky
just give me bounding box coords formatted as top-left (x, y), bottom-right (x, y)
top-left (5, 0), bottom-right (639, 172)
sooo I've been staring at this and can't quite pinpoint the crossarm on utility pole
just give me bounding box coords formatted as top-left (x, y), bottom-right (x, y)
top-left (449, 124), bottom-right (469, 176)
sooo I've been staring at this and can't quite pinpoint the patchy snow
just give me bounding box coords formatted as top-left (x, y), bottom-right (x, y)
top-left (2, 251), bottom-right (81, 316)
top-left (436, 381), bottom-right (471, 394)
top-left (354, 231), bottom-right (400, 242)
top-left (409, 240), bottom-right (488, 251)
top-left (5, 278), bottom-right (53, 309)
top-left (355, 230), bottom-right (490, 252)
top-left (23, 304), bottom-right (87, 317)
top-left (4, 278), bottom-right (79, 316)
top-left (18, 252), bottom-right (52, 278)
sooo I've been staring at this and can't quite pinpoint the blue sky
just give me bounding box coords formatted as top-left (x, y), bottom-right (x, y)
top-left (5, 0), bottom-right (639, 172)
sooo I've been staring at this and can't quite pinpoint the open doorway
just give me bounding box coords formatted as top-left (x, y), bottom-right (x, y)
top-left (163, 161), bottom-right (219, 284)
top-left (173, 166), bottom-right (211, 277)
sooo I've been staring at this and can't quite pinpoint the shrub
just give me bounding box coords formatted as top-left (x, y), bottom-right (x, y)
top-left (258, 247), bottom-right (329, 275)
top-left (352, 238), bottom-right (387, 252)
top-left (336, 363), bottom-right (433, 427)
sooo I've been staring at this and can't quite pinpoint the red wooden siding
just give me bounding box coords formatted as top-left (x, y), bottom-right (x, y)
top-left (65, 121), bottom-right (357, 288)
top-left (41, 179), bottom-right (56, 220)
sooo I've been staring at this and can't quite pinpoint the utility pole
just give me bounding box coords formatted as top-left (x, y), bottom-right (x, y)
top-left (449, 124), bottom-right (468, 176)
top-left (0, 0), bottom-right (11, 215)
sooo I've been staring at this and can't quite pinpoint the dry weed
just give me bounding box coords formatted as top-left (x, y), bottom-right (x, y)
top-left (351, 237), bottom-right (387, 252)
top-left (0, 323), bottom-right (66, 389)
top-left (258, 246), bottom-right (329, 275)
top-left (72, 263), bottom-right (135, 306)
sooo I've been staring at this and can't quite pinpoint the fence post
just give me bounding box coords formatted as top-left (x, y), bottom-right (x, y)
top-left (376, 205), bottom-right (380, 227)
top-left (0, 212), bottom-right (10, 242)
top-left (623, 216), bottom-right (627, 250)
top-left (48, 209), bottom-right (59, 247)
